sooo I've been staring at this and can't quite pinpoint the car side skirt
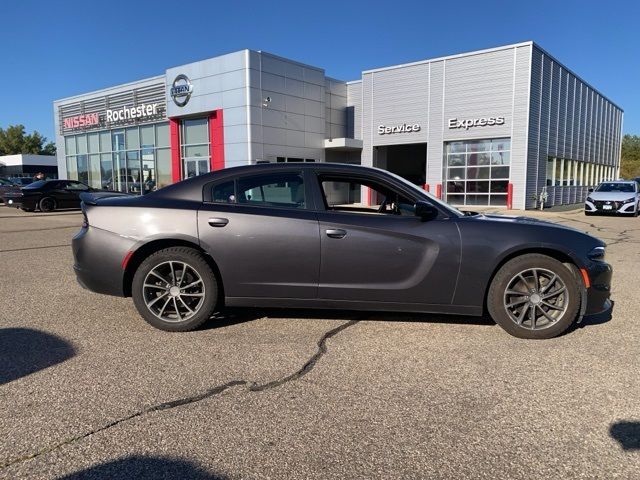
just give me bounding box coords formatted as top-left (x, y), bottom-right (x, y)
top-left (224, 297), bottom-right (483, 316)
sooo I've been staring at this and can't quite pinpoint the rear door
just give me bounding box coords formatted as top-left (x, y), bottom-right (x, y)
top-left (198, 169), bottom-right (320, 299)
top-left (314, 173), bottom-right (461, 306)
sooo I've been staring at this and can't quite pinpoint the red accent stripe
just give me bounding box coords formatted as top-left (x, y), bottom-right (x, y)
top-left (435, 183), bottom-right (442, 199)
top-left (122, 250), bottom-right (134, 270)
top-left (209, 110), bottom-right (225, 171)
top-left (507, 183), bottom-right (514, 209)
top-left (169, 118), bottom-right (181, 182)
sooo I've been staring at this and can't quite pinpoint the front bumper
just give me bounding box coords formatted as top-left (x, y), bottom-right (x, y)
top-left (2, 197), bottom-right (23, 208)
top-left (584, 260), bottom-right (613, 316)
top-left (585, 199), bottom-right (637, 214)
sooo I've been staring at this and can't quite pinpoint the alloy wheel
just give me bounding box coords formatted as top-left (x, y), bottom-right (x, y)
top-left (142, 261), bottom-right (206, 322)
top-left (503, 268), bottom-right (568, 330)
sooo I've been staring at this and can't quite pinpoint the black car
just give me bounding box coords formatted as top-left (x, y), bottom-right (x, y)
top-left (2, 180), bottom-right (97, 212)
top-left (72, 163), bottom-right (612, 339)
top-left (0, 177), bottom-right (20, 203)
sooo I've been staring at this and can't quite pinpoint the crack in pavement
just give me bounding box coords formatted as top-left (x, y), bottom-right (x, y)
top-left (0, 319), bottom-right (360, 470)
top-left (0, 244), bottom-right (71, 253)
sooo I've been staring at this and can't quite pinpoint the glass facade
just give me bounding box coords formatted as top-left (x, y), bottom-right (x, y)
top-left (444, 138), bottom-right (511, 206)
top-left (64, 122), bottom-right (170, 194)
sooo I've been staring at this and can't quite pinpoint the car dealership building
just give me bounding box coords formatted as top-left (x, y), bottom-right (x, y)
top-left (54, 41), bottom-right (623, 209)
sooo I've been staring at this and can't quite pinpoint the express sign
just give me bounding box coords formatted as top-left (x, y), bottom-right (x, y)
top-left (448, 116), bottom-right (505, 130)
top-left (63, 113), bottom-right (100, 129)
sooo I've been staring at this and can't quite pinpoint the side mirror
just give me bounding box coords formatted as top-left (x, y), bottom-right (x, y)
top-left (415, 200), bottom-right (439, 221)
top-left (588, 188), bottom-right (594, 193)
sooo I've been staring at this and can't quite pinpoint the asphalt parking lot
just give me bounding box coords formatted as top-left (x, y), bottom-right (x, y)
top-left (0, 205), bottom-right (638, 479)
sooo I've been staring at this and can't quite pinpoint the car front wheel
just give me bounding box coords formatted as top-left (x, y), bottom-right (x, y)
top-left (39, 197), bottom-right (56, 212)
top-left (487, 254), bottom-right (580, 339)
top-left (132, 247), bottom-right (219, 331)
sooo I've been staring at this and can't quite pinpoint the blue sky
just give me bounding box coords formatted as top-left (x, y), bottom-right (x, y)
top-left (1, 0), bottom-right (638, 142)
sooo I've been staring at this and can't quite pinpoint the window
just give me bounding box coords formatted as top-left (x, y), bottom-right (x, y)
top-left (211, 180), bottom-right (235, 203)
top-left (64, 181), bottom-right (89, 191)
top-left (64, 122), bottom-right (170, 194)
top-left (320, 177), bottom-right (415, 216)
top-left (444, 138), bottom-right (510, 206)
top-left (546, 158), bottom-right (555, 186)
top-left (236, 173), bottom-right (305, 208)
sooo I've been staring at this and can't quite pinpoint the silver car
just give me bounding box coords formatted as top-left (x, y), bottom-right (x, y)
top-left (585, 181), bottom-right (639, 216)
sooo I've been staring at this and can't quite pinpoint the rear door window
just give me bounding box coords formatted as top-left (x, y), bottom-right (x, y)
top-left (237, 172), bottom-right (306, 208)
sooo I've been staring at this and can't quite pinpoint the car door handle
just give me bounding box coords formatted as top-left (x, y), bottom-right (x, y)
top-left (208, 217), bottom-right (229, 227)
top-left (326, 228), bottom-right (347, 239)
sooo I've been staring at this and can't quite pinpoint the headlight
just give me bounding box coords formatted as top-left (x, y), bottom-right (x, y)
top-left (623, 197), bottom-right (636, 204)
top-left (588, 246), bottom-right (606, 261)
top-left (586, 196), bottom-right (594, 203)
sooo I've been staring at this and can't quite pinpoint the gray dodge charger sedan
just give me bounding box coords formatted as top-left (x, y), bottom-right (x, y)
top-left (73, 163), bottom-right (612, 339)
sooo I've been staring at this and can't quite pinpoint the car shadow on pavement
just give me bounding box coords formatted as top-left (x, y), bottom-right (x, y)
top-left (202, 307), bottom-right (495, 330)
top-left (0, 328), bottom-right (76, 385)
top-left (609, 421), bottom-right (640, 450)
top-left (58, 455), bottom-right (227, 479)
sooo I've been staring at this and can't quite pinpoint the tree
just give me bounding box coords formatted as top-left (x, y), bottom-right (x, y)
top-left (0, 124), bottom-right (57, 156)
top-left (620, 134), bottom-right (640, 179)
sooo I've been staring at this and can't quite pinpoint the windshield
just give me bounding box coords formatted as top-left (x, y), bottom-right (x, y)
top-left (382, 169), bottom-right (464, 218)
top-left (595, 182), bottom-right (636, 193)
top-left (23, 180), bottom-right (48, 189)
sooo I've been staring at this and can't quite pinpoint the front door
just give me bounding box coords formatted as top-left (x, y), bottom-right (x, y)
top-left (198, 170), bottom-right (320, 299)
top-left (184, 158), bottom-right (209, 179)
top-left (315, 174), bottom-right (461, 306)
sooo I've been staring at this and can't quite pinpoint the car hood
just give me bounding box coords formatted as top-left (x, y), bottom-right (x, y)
top-left (466, 212), bottom-right (581, 233)
top-left (587, 191), bottom-right (636, 201)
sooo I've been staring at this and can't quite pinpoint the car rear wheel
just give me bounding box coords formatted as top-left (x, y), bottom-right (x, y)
top-left (487, 254), bottom-right (580, 339)
top-left (39, 197), bottom-right (56, 212)
top-left (132, 247), bottom-right (219, 331)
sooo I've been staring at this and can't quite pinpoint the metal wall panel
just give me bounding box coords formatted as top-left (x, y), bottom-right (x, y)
top-left (247, 51), bottom-right (329, 163)
top-left (442, 49), bottom-right (513, 141)
top-left (346, 81), bottom-right (362, 140)
top-left (369, 63), bottom-right (429, 146)
top-left (527, 44), bottom-right (623, 207)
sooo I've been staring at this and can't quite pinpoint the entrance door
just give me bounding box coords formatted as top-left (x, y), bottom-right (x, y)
top-left (184, 158), bottom-right (209, 179)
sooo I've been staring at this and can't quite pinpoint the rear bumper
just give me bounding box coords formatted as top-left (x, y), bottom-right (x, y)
top-left (584, 260), bottom-right (613, 315)
top-left (72, 226), bottom-right (136, 297)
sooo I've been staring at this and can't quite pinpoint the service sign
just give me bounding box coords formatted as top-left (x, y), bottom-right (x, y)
top-left (378, 123), bottom-right (421, 135)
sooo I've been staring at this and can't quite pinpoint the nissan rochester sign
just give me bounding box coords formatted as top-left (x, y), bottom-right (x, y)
top-left (448, 116), bottom-right (505, 130)
top-left (170, 74), bottom-right (193, 107)
top-left (378, 123), bottom-right (421, 135)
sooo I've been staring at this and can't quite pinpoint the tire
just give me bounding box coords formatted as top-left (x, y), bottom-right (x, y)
top-left (487, 253), bottom-right (581, 339)
top-left (39, 197), bottom-right (56, 212)
top-left (132, 247), bottom-right (219, 331)
top-left (585, 211), bottom-right (595, 216)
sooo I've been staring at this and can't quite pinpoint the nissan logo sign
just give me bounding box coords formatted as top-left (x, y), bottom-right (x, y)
top-left (170, 74), bottom-right (193, 107)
